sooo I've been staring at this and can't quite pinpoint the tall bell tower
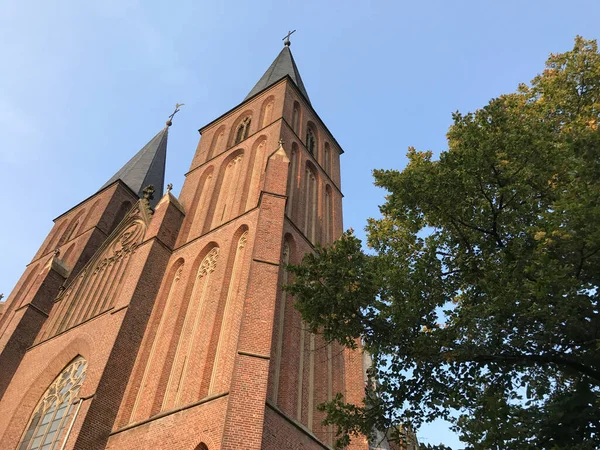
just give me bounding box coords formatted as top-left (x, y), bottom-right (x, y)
top-left (0, 39), bottom-right (370, 450)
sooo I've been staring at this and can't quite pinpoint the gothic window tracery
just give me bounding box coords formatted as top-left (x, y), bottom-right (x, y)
top-left (234, 117), bottom-right (251, 144)
top-left (163, 247), bottom-right (220, 409)
top-left (209, 230), bottom-right (248, 394)
top-left (40, 207), bottom-right (147, 342)
top-left (129, 260), bottom-right (185, 423)
top-left (18, 357), bottom-right (87, 450)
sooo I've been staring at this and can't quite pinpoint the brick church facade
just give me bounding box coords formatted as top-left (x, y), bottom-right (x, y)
top-left (0, 42), bottom-right (377, 450)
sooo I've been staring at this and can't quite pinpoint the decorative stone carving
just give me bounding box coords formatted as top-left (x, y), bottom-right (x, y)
top-left (238, 231), bottom-right (248, 250)
top-left (197, 247), bottom-right (219, 279)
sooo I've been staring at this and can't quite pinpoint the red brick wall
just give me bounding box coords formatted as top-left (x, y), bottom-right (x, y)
top-left (0, 72), bottom-right (368, 450)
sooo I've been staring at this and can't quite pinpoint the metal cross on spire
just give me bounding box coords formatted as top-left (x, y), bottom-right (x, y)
top-left (282, 30), bottom-right (296, 47)
top-left (166, 103), bottom-right (184, 127)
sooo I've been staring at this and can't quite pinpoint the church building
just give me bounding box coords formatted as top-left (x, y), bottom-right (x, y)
top-left (0, 39), bottom-right (373, 449)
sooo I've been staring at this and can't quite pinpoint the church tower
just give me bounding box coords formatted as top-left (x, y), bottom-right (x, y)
top-left (0, 39), bottom-right (369, 450)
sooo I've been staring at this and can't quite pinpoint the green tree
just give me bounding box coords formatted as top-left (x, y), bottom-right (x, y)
top-left (285, 37), bottom-right (600, 450)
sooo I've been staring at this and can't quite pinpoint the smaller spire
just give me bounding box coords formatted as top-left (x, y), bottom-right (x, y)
top-left (166, 103), bottom-right (184, 127)
top-left (282, 30), bottom-right (296, 47)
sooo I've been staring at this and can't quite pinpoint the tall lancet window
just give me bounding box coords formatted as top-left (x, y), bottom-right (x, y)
top-left (128, 262), bottom-right (184, 423)
top-left (234, 117), bottom-right (251, 144)
top-left (163, 247), bottom-right (219, 410)
top-left (304, 166), bottom-right (318, 243)
top-left (306, 128), bottom-right (316, 156)
top-left (261, 99), bottom-right (274, 128)
top-left (286, 147), bottom-right (298, 217)
top-left (292, 102), bottom-right (301, 133)
top-left (325, 185), bottom-right (333, 244)
top-left (18, 357), bottom-right (87, 450)
top-left (272, 241), bottom-right (290, 403)
top-left (212, 154), bottom-right (245, 228)
top-left (209, 230), bottom-right (249, 394)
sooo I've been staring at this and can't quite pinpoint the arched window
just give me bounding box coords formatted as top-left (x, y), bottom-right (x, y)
top-left (286, 145), bottom-right (298, 217)
top-left (40, 206), bottom-right (147, 341)
top-left (292, 102), bottom-right (301, 133)
top-left (18, 356), bottom-right (87, 450)
top-left (62, 243), bottom-right (76, 266)
top-left (81, 200), bottom-right (101, 231)
top-left (323, 143), bottom-right (331, 174)
top-left (261, 98), bottom-right (274, 128)
top-left (209, 229), bottom-right (249, 394)
top-left (325, 185), bottom-right (333, 244)
top-left (306, 127), bottom-right (316, 156)
top-left (211, 153), bottom-right (245, 228)
top-left (59, 220), bottom-right (79, 246)
top-left (207, 127), bottom-right (225, 160)
top-left (272, 240), bottom-right (291, 403)
top-left (234, 117), bottom-right (251, 144)
top-left (304, 165), bottom-right (318, 243)
top-left (163, 247), bottom-right (219, 409)
top-left (195, 444), bottom-right (209, 450)
top-left (58, 210), bottom-right (85, 247)
top-left (129, 260), bottom-right (185, 422)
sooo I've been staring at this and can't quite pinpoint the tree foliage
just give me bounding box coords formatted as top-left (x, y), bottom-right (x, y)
top-left (285, 37), bottom-right (600, 449)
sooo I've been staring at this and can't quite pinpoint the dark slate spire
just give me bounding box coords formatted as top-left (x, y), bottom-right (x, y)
top-left (100, 126), bottom-right (168, 208)
top-left (245, 45), bottom-right (311, 104)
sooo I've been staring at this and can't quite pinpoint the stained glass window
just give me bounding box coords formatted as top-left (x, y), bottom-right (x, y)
top-left (18, 357), bottom-right (87, 450)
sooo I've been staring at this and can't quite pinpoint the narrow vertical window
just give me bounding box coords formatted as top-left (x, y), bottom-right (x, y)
top-left (286, 148), bottom-right (298, 217)
top-left (304, 167), bottom-right (317, 243)
top-left (292, 102), bottom-right (301, 133)
top-left (18, 357), bottom-right (87, 450)
top-left (325, 186), bottom-right (332, 244)
top-left (272, 241), bottom-right (290, 402)
top-left (59, 211), bottom-right (85, 247)
top-left (209, 230), bottom-right (249, 394)
top-left (306, 128), bottom-right (316, 156)
top-left (208, 129), bottom-right (224, 160)
top-left (261, 100), bottom-right (274, 128)
top-left (130, 262), bottom-right (184, 422)
top-left (163, 248), bottom-right (219, 409)
top-left (324, 143), bottom-right (330, 174)
top-left (234, 117), bottom-right (251, 144)
top-left (212, 154), bottom-right (244, 228)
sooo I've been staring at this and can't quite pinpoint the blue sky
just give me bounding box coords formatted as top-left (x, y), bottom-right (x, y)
top-left (1, 1), bottom-right (599, 448)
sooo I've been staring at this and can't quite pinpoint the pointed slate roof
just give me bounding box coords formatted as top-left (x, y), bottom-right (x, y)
top-left (100, 126), bottom-right (168, 208)
top-left (245, 46), bottom-right (311, 104)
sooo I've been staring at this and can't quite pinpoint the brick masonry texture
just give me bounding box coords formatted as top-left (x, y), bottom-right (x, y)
top-left (0, 73), bottom-right (369, 450)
